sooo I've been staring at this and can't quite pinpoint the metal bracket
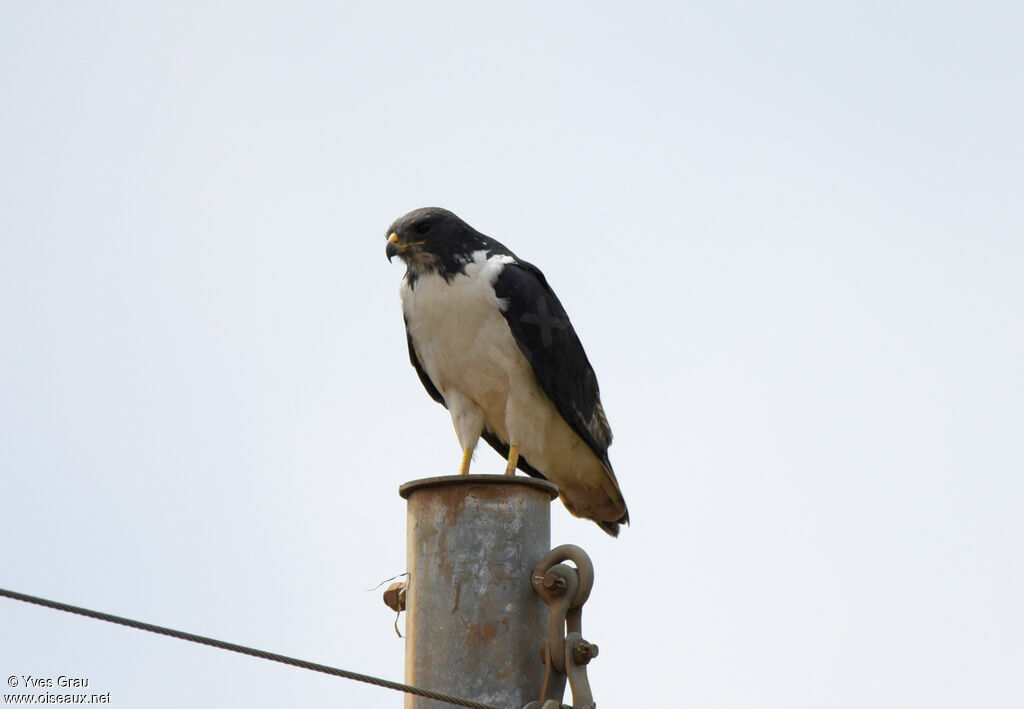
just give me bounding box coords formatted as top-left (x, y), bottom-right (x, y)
top-left (523, 544), bottom-right (598, 709)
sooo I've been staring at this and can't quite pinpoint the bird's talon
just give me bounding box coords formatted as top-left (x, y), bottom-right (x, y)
top-left (458, 447), bottom-right (473, 475)
top-left (504, 444), bottom-right (520, 476)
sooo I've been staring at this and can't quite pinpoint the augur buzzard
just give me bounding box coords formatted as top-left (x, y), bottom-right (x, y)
top-left (386, 208), bottom-right (629, 536)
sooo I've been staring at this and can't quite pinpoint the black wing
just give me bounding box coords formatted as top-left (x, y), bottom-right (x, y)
top-left (405, 317), bottom-right (446, 407)
top-left (491, 261), bottom-right (614, 466)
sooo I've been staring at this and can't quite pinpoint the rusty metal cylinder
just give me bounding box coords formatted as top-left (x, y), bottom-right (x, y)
top-left (399, 474), bottom-right (558, 709)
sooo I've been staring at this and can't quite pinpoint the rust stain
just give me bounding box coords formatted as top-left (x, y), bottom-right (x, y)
top-left (466, 623), bottom-right (498, 644)
top-left (441, 486), bottom-right (469, 528)
top-left (450, 579), bottom-right (462, 614)
top-left (439, 542), bottom-right (453, 585)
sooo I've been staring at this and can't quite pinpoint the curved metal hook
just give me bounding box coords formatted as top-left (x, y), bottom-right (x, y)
top-left (531, 544), bottom-right (594, 609)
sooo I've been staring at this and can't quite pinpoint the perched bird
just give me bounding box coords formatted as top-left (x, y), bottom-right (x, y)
top-left (386, 207), bottom-right (629, 536)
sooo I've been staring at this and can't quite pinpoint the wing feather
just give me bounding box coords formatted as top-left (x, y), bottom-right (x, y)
top-left (491, 261), bottom-right (614, 464)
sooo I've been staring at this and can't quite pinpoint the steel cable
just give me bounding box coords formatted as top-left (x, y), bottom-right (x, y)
top-left (0, 586), bottom-right (502, 709)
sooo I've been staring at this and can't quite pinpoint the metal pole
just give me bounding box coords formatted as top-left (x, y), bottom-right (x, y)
top-left (399, 474), bottom-right (558, 709)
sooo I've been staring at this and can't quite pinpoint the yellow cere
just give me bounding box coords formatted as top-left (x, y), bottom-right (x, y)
top-left (389, 232), bottom-right (400, 244)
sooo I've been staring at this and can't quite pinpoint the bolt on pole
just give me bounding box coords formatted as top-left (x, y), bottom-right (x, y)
top-left (399, 474), bottom-right (559, 709)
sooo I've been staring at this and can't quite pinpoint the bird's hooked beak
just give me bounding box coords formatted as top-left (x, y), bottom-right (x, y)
top-left (386, 231), bottom-right (428, 262)
top-left (386, 232), bottom-right (400, 262)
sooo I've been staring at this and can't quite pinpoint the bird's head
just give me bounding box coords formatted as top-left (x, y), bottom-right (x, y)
top-left (385, 207), bottom-right (482, 276)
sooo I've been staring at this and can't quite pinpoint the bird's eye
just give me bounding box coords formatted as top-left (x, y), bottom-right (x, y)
top-left (416, 221), bottom-right (432, 235)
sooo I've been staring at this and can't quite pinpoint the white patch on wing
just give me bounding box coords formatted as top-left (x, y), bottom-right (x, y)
top-left (401, 252), bottom-right (621, 519)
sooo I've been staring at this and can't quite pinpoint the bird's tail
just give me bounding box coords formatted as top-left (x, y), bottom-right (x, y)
top-left (596, 509), bottom-right (630, 537)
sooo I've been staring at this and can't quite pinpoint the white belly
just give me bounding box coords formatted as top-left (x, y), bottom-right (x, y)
top-left (400, 256), bottom-right (616, 517)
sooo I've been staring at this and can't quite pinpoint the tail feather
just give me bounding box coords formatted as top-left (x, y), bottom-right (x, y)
top-left (596, 510), bottom-right (629, 537)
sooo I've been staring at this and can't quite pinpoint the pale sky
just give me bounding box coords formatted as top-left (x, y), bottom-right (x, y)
top-left (2, 2), bottom-right (1022, 707)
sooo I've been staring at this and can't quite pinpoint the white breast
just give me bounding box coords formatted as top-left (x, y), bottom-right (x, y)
top-left (401, 252), bottom-right (524, 418)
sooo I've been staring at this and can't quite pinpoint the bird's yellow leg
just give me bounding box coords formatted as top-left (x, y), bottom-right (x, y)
top-left (504, 444), bottom-right (520, 476)
top-left (458, 447), bottom-right (473, 475)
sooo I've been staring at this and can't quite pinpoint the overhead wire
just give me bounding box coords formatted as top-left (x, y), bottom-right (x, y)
top-left (0, 586), bottom-right (502, 709)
